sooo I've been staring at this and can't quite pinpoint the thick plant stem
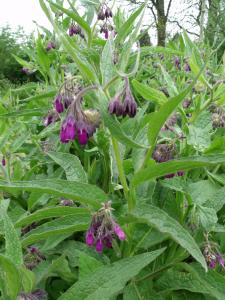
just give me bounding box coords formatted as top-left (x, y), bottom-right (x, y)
top-left (111, 136), bottom-right (129, 199)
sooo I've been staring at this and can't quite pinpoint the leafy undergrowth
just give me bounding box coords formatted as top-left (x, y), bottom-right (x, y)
top-left (0, 1), bottom-right (225, 299)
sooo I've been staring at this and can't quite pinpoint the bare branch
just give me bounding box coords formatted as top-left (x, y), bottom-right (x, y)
top-left (166, 0), bottom-right (173, 18)
top-left (169, 19), bottom-right (200, 37)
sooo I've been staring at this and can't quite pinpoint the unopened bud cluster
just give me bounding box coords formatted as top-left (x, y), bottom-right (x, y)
top-left (69, 23), bottom-right (84, 38)
top-left (86, 201), bottom-right (126, 253)
top-left (108, 78), bottom-right (137, 118)
top-left (98, 4), bottom-right (113, 39)
top-left (203, 238), bottom-right (224, 269)
top-left (152, 144), bottom-right (184, 178)
top-left (24, 246), bottom-right (45, 270)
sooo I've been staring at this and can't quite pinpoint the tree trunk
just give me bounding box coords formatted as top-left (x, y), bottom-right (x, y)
top-left (155, 0), bottom-right (167, 46)
top-left (205, 0), bottom-right (221, 45)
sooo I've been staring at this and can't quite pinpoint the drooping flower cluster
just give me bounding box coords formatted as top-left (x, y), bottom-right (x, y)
top-left (97, 4), bottom-right (113, 39)
top-left (60, 93), bottom-right (100, 145)
top-left (24, 246), bottom-right (46, 270)
top-left (108, 78), bottom-right (137, 118)
top-left (174, 57), bottom-right (180, 69)
top-left (43, 79), bottom-right (82, 127)
top-left (85, 201), bottom-right (126, 253)
top-left (17, 289), bottom-right (47, 300)
top-left (161, 113), bottom-right (177, 131)
top-left (46, 41), bottom-right (56, 51)
top-left (203, 237), bottom-right (224, 269)
top-left (152, 144), bottom-right (184, 178)
top-left (209, 104), bottom-right (225, 129)
top-left (69, 23), bottom-right (84, 38)
top-left (59, 198), bottom-right (74, 206)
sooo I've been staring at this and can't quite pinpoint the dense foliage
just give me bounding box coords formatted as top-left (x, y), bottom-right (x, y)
top-left (0, 0), bottom-right (225, 299)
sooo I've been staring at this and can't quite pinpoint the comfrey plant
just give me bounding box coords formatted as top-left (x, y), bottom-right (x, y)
top-left (85, 201), bottom-right (126, 252)
top-left (2, 1), bottom-right (225, 300)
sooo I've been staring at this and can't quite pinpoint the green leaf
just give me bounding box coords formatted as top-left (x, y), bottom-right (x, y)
top-left (187, 180), bottom-right (219, 206)
top-left (20, 89), bottom-right (56, 103)
top-left (48, 151), bottom-right (88, 182)
top-left (39, 0), bottom-right (97, 82)
top-left (58, 249), bottom-right (166, 300)
top-left (147, 70), bottom-right (203, 148)
top-left (0, 255), bottom-right (21, 300)
top-left (115, 4), bottom-right (145, 45)
top-left (102, 111), bottom-right (147, 149)
top-left (21, 214), bottom-right (89, 247)
top-left (100, 38), bottom-right (116, 85)
top-left (160, 65), bottom-right (178, 96)
top-left (132, 155), bottom-right (225, 186)
top-left (187, 111), bottom-right (212, 151)
top-left (20, 266), bottom-right (35, 293)
top-left (48, 0), bottom-right (92, 46)
top-left (79, 252), bottom-right (103, 280)
top-left (0, 201), bottom-right (23, 266)
top-left (197, 206), bottom-right (218, 231)
top-left (133, 204), bottom-right (207, 270)
top-left (204, 187), bottom-right (225, 212)
top-left (0, 179), bottom-right (107, 208)
top-left (15, 206), bottom-right (89, 228)
top-left (0, 109), bottom-right (46, 118)
top-left (132, 79), bottom-right (167, 105)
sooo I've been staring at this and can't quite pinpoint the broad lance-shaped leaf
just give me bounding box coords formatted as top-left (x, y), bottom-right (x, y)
top-left (48, 0), bottom-right (92, 46)
top-left (132, 155), bottom-right (225, 186)
top-left (58, 248), bottom-right (166, 300)
top-left (0, 254), bottom-right (21, 300)
top-left (0, 179), bottom-right (107, 208)
top-left (0, 201), bottom-right (23, 266)
top-left (39, 0), bottom-right (97, 82)
top-left (132, 79), bottom-right (167, 106)
top-left (147, 64), bottom-right (205, 147)
top-left (100, 38), bottom-right (116, 85)
top-left (21, 215), bottom-right (89, 247)
top-left (115, 4), bottom-right (145, 45)
top-left (47, 151), bottom-right (88, 183)
top-left (15, 207), bottom-right (89, 228)
top-left (133, 204), bottom-right (207, 271)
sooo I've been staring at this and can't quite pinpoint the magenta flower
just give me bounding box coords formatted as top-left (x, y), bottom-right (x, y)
top-left (2, 157), bottom-right (6, 166)
top-left (85, 201), bottom-right (126, 253)
top-left (60, 115), bottom-right (76, 143)
top-left (96, 239), bottom-right (103, 252)
top-left (46, 41), bottom-right (56, 51)
top-left (86, 230), bottom-right (95, 246)
top-left (54, 95), bottom-right (64, 113)
top-left (114, 225), bottom-right (126, 240)
top-left (108, 96), bottom-right (123, 117)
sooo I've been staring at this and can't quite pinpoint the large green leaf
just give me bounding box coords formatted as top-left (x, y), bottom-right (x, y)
top-left (48, 0), bottom-right (92, 46)
top-left (0, 255), bottom-right (21, 300)
top-left (21, 214), bottom-right (89, 247)
top-left (132, 155), bottom-right (225, 186)
top-left (58, 249), bottom-right (166, 300)
top-left (147, 68), bottom-right (204, 147)
top-left (133, 204), bottom-right (207, 270)
top-left (20, 89), bottom-right (56, 103)
top-left (0, 202), bottom-right (23, 266)
top-left (102, 111), bottom-right (147, 149)
top-left (15, 206), bottom-right (89, 228)
top-left (48, 151), bottom-right (88, 182)
top-left (187, 111), bottom-right (212, 151)
top-left (0, 179), bottom-right (107, 208)
top-left (39, 0), bottom-right (97, 82)
top-left (115, 4), bottom-right (145, 45)
top-left (132, 79), bottom-right (167, 105)
top-left (100, 38), bottom-right (116, 85)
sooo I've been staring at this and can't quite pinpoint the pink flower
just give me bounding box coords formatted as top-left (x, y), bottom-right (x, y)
top-left (86, 231), bottom-right (94, 246)
top-left (114, 224), bottom-right (126, 240)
